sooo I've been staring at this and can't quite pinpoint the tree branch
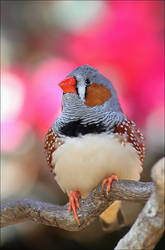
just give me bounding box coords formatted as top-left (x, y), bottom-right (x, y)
top-left (1, 180), bottom-right (153, 231)
top-left (115, 157), bottom-right (165, 250)
top-left (1, 158), bottom-right (164, 249)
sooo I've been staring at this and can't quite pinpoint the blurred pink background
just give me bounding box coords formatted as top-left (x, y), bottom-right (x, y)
top-left (1, 1), bottom-right (164, 249)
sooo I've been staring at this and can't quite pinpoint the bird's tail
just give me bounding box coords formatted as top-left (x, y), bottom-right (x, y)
top-left (99, 201), bottom-right (125, 231)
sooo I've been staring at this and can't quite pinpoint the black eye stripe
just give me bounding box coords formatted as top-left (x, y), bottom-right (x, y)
top-left (75, 78), bottom-right (90, 99)
top-left (75, 86), bottom-right (79, 95)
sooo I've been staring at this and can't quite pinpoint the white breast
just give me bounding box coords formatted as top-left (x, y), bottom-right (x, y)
top-left (51, 133), bottom-right (142, 198)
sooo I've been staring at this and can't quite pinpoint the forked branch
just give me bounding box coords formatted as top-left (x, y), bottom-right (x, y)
top-left (1, 180), bottom-right (153, 231)
top-left (1, 158), bottom-right (164, 250)
top-left (115, 157), bottom-right (165, 249)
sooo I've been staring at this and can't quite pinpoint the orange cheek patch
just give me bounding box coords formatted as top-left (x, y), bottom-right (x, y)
top-left (85, 83), bottom-right (112, 107)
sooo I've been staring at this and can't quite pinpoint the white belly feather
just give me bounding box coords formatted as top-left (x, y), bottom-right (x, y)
top-left (51, 133), bottom-right (142, 198)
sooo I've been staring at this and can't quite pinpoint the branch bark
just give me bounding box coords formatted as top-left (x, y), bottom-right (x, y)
top-left (1, 158), bottom-right (164, 250)
top-left (115, 157), bottom-right (165, 250)
top-left (1, 180), bottom-right (153, 231)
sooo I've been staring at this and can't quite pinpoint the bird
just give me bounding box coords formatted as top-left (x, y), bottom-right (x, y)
top-left (44, 65), bottom-right (145, 225)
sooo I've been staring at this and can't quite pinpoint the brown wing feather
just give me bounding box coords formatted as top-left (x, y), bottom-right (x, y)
top-left (114, 119), bottom-right (145, 164)
top-left (44, 128), bottom-right (64, 176)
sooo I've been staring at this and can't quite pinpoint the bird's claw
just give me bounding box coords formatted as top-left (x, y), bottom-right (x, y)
top-left (69, 191), bottom-right (81, 225)
top-left (102, 174), bottom-right (118, 195)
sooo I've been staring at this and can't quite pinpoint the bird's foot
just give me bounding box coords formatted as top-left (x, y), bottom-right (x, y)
top-left (102, 175), bottom-right (118, 195)
top-left (69, 191), bottom-right (81, 225)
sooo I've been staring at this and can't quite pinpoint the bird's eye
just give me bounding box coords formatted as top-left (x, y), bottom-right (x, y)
top-left (85, 78), bottom-right (90, 86)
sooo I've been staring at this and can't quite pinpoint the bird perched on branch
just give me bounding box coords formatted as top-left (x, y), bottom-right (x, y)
top-left (45, 65), bottom-right (145, 225)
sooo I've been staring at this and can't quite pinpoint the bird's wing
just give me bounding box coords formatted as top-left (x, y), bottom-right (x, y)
top-left (113, 119), bottom-right (145, 165)
top-left (44, 128), bottom-right (64, 176)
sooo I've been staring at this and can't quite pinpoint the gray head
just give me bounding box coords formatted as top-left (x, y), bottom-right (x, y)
top-left (60, 65), bottom-right (122, 112)
top-left (54, 65), bottom-right (125, 135)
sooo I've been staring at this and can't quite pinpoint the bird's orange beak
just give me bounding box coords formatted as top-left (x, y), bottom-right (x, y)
top-left (58, 76), bottom-right (77, 94)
